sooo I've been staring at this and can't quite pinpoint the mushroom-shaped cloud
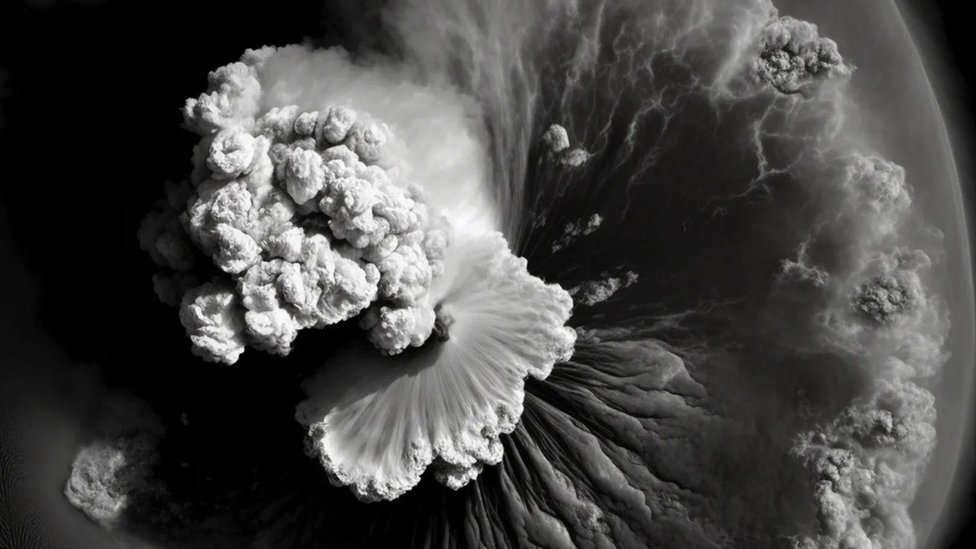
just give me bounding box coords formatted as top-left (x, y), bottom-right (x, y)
top-left (296, 231), bottom-right (576, 501)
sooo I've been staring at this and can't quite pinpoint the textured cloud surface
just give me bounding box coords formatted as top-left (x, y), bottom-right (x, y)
top-left (0, 0), bottom-right (960, 547)
top-left (141, 48), bottom-right (456, 363)
top-left (63, 396), bottom-right (164, 528)
top-left (139, 44), bottom-right (577, 501)
top-left (298, 232), bottom-right (575, 501)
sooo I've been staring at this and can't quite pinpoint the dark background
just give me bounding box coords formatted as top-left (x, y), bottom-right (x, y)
top-left (909, 2), bottom-right (976, 547)
top-left (0, 0), bottom-right (973, 547)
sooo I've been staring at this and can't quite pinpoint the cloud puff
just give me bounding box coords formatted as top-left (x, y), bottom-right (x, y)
top-left (852, 271), bottom-right (923, 325)
top-left (63, 395), bottom-right (164, 528)
top-left (753, 16), bottom-right (852, 95)
top-left (541, 123), bottom-right (591, 168)
top-left (568, 270), bottom-right (639, 306)
top-left (714, 10), bottom-right (851, 100)
top-left (141, 48), bottom-right (453, 363)
top-left (552, 213), bottom-right (603, 252)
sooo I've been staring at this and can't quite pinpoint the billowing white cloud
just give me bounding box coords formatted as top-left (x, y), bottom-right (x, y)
top-left (141, 45), bottom-right (577, 503)
top-left (140, 48), bottom-right (459, 363)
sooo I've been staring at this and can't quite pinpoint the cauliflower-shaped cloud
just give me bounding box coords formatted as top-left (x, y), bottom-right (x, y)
top-left (840, 155), bottom-right (914, 239)
top-left (63, 396), bottom-right (164, 529)
top-left (359, 304), bottom-right (436, 356)
top-left (344, 121), bottom-right (390, 164)
top-left (793, 379), bottom-right (936, 549)
top-left (541, 123), bottom-right (591, 168)
top-left (852, 271), bottom-right (922, 325)
top-left (844, 155), bottom-right (912, 215)
top-left (182, 59), bottom-right (264, 135)
top-left (142, 49), bottom-right (453, 364)
top-left (296, 231), bottom-right (576, 501)
top-left (179, 282), bottom-right (247, 364)
top-left (318, 105), bottom-right (357, 144)
top-left (541, 123), bottom-right (570, 153)
top-left (754, 16), bottom-right (852, 95)
top-left (66, 444), bottom-right (135, 525)
top-left (207, 128), bottom-right (257, 180)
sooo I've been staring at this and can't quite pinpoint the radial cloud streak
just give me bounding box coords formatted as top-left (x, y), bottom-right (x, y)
top-left (297, 231), bottom-right (575, 501)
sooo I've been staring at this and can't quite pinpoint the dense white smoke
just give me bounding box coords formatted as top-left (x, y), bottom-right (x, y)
top-left (118, 0), bottom-right (963, 545)
top-left (140, 46), bottom-right (500, 362)
top-left (140, 40), bottom-right (576, 499)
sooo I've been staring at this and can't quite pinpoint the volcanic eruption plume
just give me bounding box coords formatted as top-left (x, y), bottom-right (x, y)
top-left (0, 0), bottom-right (969, 548)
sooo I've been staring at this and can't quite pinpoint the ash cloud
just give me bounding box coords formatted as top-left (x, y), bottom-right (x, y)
top-left (568, 270), bottom-right (639, 307)
top-left (64, 395), bottom-right (165, 529)
top-left (126, 0), bottom-right (953, 544)
top-left (141, 40), bottom-right (577, 502)
top-left (551, 212), bottom-right (602, 253)
top-left (140, 48), bottom-right (464, 363)
top-left (541, 123), bottom-right (591, 168)
top-left (754, 16), bottom-right (852, 96)
top-left (0, 0), bottom-right (965, 547)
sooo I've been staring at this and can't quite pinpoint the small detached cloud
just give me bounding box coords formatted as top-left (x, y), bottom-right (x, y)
top-left (541, 123), bottom-right (591, 168)
top-left (568, 270), bottom-right (639, 307)
top-left (64, 395), bottom-right (165, 529)
top-left (552, 213), bottom-right (602, 252)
